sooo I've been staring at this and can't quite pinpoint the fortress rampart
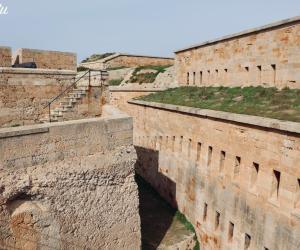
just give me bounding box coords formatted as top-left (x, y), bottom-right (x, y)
top-left (128, 99), bottom-right (300, 250)
top-left (175, 16), bottom-right (300, 88)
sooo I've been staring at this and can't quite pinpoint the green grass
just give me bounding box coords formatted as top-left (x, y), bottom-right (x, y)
top-left (136, 86), bottom-right (300, 122)
top-left (108, 78), bottom-right (123, 86)
top-left (129, 65), bottom-right (173, 84)
top-left (77, 66), bottom-right (89, 72)
top-left (81, 53), bottom-right (114, 63)
top-left (175, 211), bottom-right (200, 250)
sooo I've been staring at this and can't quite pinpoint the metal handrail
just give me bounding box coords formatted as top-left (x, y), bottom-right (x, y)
top-left (41, 69), bottom-right (108, 122)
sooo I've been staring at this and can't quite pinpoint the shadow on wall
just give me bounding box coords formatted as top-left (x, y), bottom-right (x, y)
top-left (135, 146), bottom-right (178, 250)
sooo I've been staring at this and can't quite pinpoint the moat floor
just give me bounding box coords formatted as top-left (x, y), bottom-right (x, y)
top-left (137, 176), bottom-right (196, 250)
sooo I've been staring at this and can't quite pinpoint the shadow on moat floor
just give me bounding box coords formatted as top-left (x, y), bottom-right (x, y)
top-left (136, 175), bottom-right (176, 250)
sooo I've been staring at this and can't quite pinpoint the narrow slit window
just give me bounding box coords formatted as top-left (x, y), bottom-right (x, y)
top-left (188, 139), bottom-right (192, 158)
top-left (200, 71), bottom-right (203, 84)
top-left (271, 64), bottom-right (276, 83)
top-left (166, 136), bottom-right (169, 150)
top-left (197, 142), bottom-right (202, 162)
top-left (257, 65), bottom-right (262, 84)
top-left (245, 66), bottom-right (249, 72)
top-left (172, 136), bottom-right (175, 152)
top-left (228, 222), bottom-right (234, 241)
top-left (179, 136), bottom-right (183, 152)
top-left (295, 178), bottom-right (300, 209)
top-left (250, 162), bottom-right (259, 189)
top-left (271, 170), bottom-right (281, 200)
top-left (244, 233), bottom-right (251, 250)
top-left (193, 72), bottom-right (196, 85)
top-left (203, 203), bottom-right (208, 221)
top-left (220, 151), bottom-right (226, 172)
top-left (208, 146), bottom-right (213, 167)
top-left (207, 70), bottom-right (210, 84)
top-left (234, 156), bottom-right (241, 179)
top-left (187, 72), bottom-right (189, 85)
top-left (224, 68), bottom-right (228, 73)
top-left (215, 211), bottom-right (220, 230)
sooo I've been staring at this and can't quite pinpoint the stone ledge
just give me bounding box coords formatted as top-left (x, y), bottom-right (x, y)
top-left (109, 86), bottom-right (165, 92)
top-left (0, 67), bottom-right (76, 75)
top-left (0, 125), bottom-right (49, 139)
top-left (128, 100), bottom-right (300, 134)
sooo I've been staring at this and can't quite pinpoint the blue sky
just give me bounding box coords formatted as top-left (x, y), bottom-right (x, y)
top-left (0, 0), bottom-right (299, 62)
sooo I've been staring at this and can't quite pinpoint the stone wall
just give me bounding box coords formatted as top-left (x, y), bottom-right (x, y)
top-left (0, 47), bottom-right (11, 67)
top-left (0, 112), bottom-right (141, 249)
top-left (105, 55), bottom-right (174, 69)
top-left (80, 53), bottom-right (174, 70)
top-left (109, 87), bottom-right (163, 113)
top-left (127, 100), bottom-right (300, 250)
top-left (14, 48), bottom-right (77, 71)
top-left (0, 68), bottom-right (76, 127)
top-left (175, 17), bottom-right (300, 88)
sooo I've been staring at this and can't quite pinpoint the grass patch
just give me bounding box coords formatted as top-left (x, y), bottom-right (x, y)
top-left (129, 65), bottom-right (172, 84)
top-left (175, 211), bottom-right (200, 250)
top-left (108, 78), bottom-right (123, 86)
top-left (136, 86), bottom-right (300, 122)
top-left (77, 66), bottom-right (89, 72)
top-left (81, 53), bottom-right (114, 63)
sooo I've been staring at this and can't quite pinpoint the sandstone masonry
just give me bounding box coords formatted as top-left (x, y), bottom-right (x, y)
top-left (0, 110), bottom-right (141, 249)
top-left (175, 16), bottom-right (300, 88)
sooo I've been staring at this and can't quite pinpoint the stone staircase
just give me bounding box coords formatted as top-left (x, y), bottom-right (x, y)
top-left (40, 85), bottom-right (89, 123)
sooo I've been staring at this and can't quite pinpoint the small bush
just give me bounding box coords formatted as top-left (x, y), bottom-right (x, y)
top-left (77, 66), bottom-right (89, 72)
top-left (109, 78), bottom-right (123, 86)
top-left (81, 53), bottom-right (114, 63)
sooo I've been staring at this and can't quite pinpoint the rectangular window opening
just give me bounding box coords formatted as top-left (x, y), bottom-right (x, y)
top-left (215, 211), bottom-right (220, 230)
top-left (200, 71), bottom-right (203, 84)
top-left (271, 64), bottom-right (276, 83)
top-left (193, 72), bottom-right (196, 85)
top-left (208, 146), bottom-right (213, 167)
top-left (197, 142), bottom-right (202, 162)
top-left (234, 156), bottom-right (241, 178)
top-left (244, 233), bottom-right (251, 250)
top-left (245, 66), bottom-right (249, 72)
top-left (250, 162), bottom-right (259, 189)
top-left (179, 136), bottom-right (183, 152)
top-left (295, 178), bottom-right (300, 209)
top-left (172, 136), bottom-right (175, 152)
top-left (257, 65), bottom-right (262, 84)
top-left (188, 139), bottom-right (192, 158)
top-left (187, 72), bottom-right (189, 85)
top-left (228, 222), bottom-right (234, 241)
top-left (271, 170), bottom-right (281, 200)
top-left (220, 151), bottom-right (226, 172)
top-left (203, 203), bottom-right (208, 222)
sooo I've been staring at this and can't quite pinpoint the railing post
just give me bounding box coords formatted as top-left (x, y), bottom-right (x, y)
top-left (49, 104), bottom-right (51, 123)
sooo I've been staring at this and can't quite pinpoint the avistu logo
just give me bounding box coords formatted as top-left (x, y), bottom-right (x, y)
top-left (0, 3), bottom-right (8, 15)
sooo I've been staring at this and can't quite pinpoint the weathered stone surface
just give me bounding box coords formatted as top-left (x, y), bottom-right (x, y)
top-left (0, 46), bottom-right (11, 67)
top-left (175, 17), bottom-right (300, 88)
top-left (13, 48), bottom-right (77, 71)
top-left (80, 53), bottom-right (174, 70)
top-left (128, 100), bottom-right (300, 250)
top-left (0, 114), bottom-right (141, 249)
top-left (0, 68), bottom-right (76, 128)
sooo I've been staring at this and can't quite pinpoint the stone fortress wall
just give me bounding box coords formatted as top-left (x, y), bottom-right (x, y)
top-left (80, 53), bottom-right (174, 70)
top-left (13, 48), bottom-right (77, 71)
top-left (0, 109), bottom-right (141, 249)
top-left (0, 47), bottom-right (12, 67)
top-left (175, 16), bottom-right (300, 89)
top-left (127, 100), bottom-right (300, 250)
top-left (0, 46), bottom-right (77, 127)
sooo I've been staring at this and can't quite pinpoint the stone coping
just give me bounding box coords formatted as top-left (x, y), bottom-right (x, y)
top-left (128, 100), bottom-right (300, 134)
top-left (0, 67), bottom-right (76, 75)
top-left (0, 111), bottom-right (130, 139)
top-left (175, 16), bottom-right (300, 53)
top-left (18, 48), bottom-right (76, 56)
top-left (109, 86), bottom-right (165, 92)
